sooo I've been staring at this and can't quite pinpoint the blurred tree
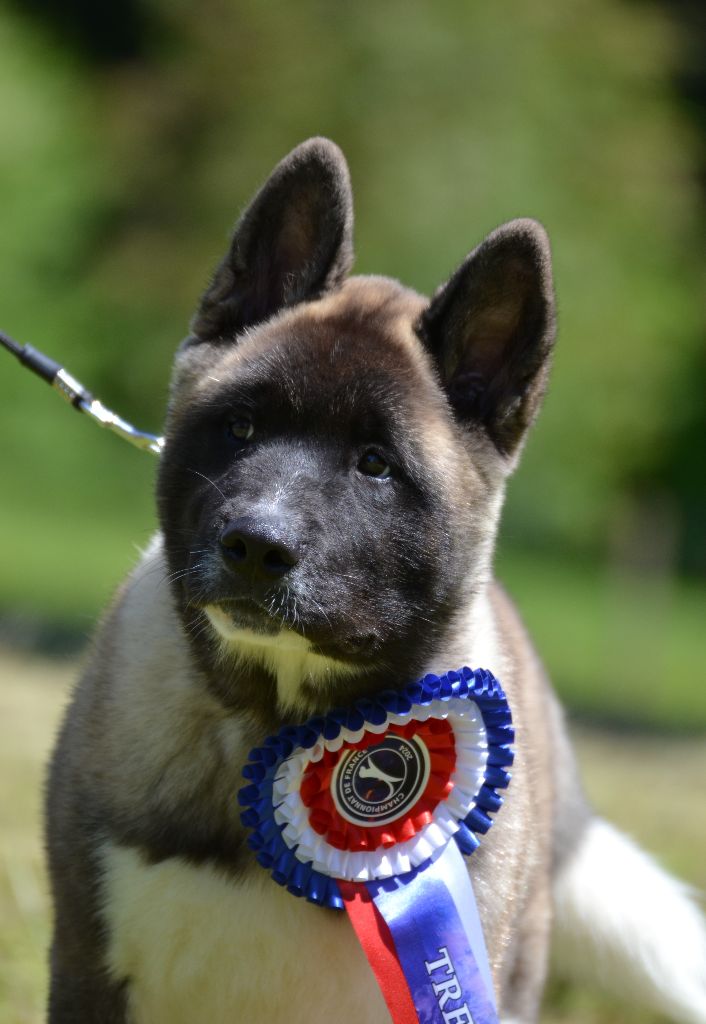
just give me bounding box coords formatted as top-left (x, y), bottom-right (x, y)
top-left (0, 0), bottom-right (704, 622)
top-left (7, 0), bottom-right (156, 63)
top-left (628, 0), bottom-right (706, 574)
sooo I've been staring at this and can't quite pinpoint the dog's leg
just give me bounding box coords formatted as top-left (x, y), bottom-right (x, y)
top-left (48, 957), bottom-right (129, 1024)
top-left (499, 868), bottom-right (552, 1024)
top-left (48, 894), bottom-right (130, 1024)
top-left (553, 817), bottom-right (706, 1023)
top-left (47, 815), bottom-right (131, 1022)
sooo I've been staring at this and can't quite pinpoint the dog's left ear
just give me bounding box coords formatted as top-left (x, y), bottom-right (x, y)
top-left (190, 137), bottom-right (354, 343)
top-left (419, 219), bottom-right (555, 459)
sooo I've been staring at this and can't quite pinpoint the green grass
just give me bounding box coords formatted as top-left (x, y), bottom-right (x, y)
top-left (498, 549), bottom-right (706, 732)
top-left (0, 416), bottom-right (156, 625)
top-left (1, 652), bottom-right (703, 1024)
top-left (0, 653), bottom-right (72, 1024)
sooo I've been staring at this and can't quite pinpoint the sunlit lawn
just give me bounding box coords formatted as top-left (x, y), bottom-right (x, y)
top-left (1, 648), bottom-right (704, 1024)
top-left (498, 550), bottom-right (706, 733)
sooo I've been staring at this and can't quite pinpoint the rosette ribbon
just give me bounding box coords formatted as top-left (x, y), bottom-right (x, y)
top-left (238, 666), bottom-right (514, 1024)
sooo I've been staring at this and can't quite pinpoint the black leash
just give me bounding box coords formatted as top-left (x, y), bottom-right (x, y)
top-left (1, 328), bottom-right (163, 455)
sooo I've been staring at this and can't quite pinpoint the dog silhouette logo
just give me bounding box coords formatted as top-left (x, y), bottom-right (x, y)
top-left (357, 754), bottom-right (405, 800)
top-left (332, 734), bottom-right (431, 827)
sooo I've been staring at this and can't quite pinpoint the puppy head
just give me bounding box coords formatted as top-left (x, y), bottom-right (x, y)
top-left (157, 138), bottom-right (555, 718)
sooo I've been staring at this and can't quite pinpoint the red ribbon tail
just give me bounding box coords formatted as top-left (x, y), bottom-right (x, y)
top-left (339, 880), bottom-right (418, 1024)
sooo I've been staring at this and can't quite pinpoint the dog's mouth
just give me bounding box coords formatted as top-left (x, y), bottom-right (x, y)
top-left (203, 600), bottom-right (381, 662)
top-left (204, 599), bottom-right (302, 648)
top-left (207, 599), bottom-right (283, 637)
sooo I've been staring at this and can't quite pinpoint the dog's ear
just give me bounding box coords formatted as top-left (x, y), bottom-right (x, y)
top-left (189, 137), bottom-right (353, 343)
top-left (419, 219), bottom-right (555, 458)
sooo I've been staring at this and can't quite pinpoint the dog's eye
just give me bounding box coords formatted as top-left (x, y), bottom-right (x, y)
top-left (358, 450), bottom-right (392, 479)
top-left (227, 415), bottom-right (254, 442)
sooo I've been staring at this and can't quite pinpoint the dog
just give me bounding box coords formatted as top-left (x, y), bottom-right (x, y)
top-left (46, 137), bottom-right (706, 1023)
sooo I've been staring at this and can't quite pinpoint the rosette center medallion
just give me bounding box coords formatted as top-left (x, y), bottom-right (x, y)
top-left (332, 734), bottom-right (431, 826)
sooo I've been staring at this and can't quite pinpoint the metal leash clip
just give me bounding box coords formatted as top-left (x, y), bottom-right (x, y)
top-left (1, 330), bottom-right (164, 456)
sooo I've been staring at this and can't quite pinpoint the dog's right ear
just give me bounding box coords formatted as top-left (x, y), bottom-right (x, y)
top-left (189, 138), bottom-right (354, 344)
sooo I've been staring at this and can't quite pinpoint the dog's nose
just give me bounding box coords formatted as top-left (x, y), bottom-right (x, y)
top-left (219, 517), bottom-right (300, 579)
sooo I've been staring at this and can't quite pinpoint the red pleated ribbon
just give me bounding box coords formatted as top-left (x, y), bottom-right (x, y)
top-left (300, 718), bottom-right (456, 852)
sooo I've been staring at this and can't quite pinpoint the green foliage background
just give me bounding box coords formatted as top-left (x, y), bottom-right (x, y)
top-left (0, 0), bottom-right (704, 729)
top-left (0, 5), bottom-right (705, 1021)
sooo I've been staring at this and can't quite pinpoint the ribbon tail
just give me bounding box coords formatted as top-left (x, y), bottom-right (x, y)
top-left (367, 842), bottom-right (499, 1024)
top-left (340, 880), bottom-right (419, 1024)
top-left (440, 841), bottom-right (496, 1004)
